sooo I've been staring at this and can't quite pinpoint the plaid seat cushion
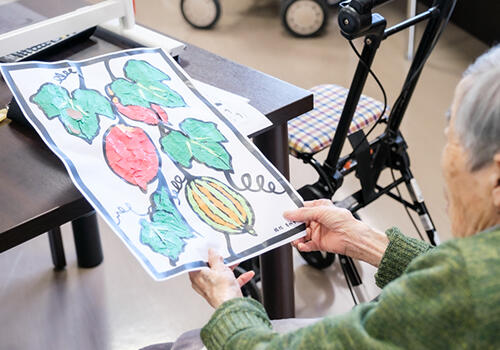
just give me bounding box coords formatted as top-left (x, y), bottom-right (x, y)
top-left (288, 84), bottom-right (388, 156)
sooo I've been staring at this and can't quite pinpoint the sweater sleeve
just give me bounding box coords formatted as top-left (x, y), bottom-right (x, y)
top-left (201, 241), bottom-right (475, 350)
top-left (375, 227), bottom-right (434, 288)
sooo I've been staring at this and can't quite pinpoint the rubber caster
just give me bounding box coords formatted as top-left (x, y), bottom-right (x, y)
top-left (180, 0), bottom-right (221, 29)
top-left (281, 0), bottom-right (329, 37)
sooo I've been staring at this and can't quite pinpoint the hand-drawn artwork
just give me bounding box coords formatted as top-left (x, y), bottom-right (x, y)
top-left (105, 59), bottom-right (185, 125)
top-left (30, 83), bottom-right (114, 143)
top-left (140, 175), bottom-right (196, 265)
top-left (103, 123), bottom-right (160, 192)
top-left (160, 118), bottom-right (232, 171)
top-left (185, 176), bottom-right (255, 256)
top-left (160, 116), bottom-right (254, 255)
top-left (0, 48), bottom-right (306, 281)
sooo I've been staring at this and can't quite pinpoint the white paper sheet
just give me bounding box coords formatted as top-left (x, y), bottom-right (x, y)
top-left (192, 79), bottom-right (272, 137)
top-left (0, 48), bottom-right (304, 280)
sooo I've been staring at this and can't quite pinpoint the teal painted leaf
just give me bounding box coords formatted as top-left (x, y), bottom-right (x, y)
top-left (109, 60), bottom-right (185, 110)
top-left (109, 79), bottom-right (150, 108)
top-left (31, 84), bottom-right (70, 119)
top-left (73, 89), bottom-right (114, 119)
top-left (160, 130), bottom-right (193, 168)
top-left (140, 220), bottom-right (187, 264)
top-left (189, 140), bottom-right (231, 170)
top-left (159, 118), bottom-right (232, 171)
top-left (180, 118), bottom-right (226, 142)
top-left (30, 83), bottom-right (115, 143)
top-left (180, 118), bottom-right (232, 171)
top-left (140, 186), bottom-right (195, 265)
top-left (125, 59), bottom-right (170, 83)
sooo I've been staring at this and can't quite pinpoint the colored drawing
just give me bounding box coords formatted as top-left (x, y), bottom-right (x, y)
top-left (186, 176), bottom-right (255, 235)
top-left (103, 124), bottom-right (160, 192)
top-left (106, 59), bottom-right (184, 125)
top-left (140, 182), bottom-right (196, 265)
top-left (30, 83), bottom-right (114, 143)
top-left (0, 48), bottom-right (305, 281)
top-left (160, 118), bottom-right (232, 171)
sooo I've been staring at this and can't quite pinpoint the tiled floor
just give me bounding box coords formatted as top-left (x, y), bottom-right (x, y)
top-left (0, 0), bottom-right (488, 349)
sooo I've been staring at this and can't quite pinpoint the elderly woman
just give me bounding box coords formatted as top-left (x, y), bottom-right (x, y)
top-left (180, 45), bottom-right (500, 349)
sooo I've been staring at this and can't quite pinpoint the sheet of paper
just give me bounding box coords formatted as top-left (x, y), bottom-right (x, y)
top-left (0, 48), bottom-right (304, 281)
top-left (192, 79), bottom-right (249, 103)
top-left (192, 79), bottom-right (272, 137)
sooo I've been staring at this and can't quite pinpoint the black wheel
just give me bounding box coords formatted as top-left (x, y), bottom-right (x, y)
top-left (180, 0), bottom-right (221, 29)
top-left (281, 0), bottom-right (329, 37)
top-left (234, 266), bottom-right (262, 302)
top-left (299, 250), bottom-right (336, 269)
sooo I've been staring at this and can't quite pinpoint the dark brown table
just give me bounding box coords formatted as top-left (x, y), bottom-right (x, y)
top-left (0, 27), bottom-right (312, 319)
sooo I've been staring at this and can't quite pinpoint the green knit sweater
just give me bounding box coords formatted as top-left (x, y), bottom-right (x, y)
top-left (201, 225), bottom-right (500, 349)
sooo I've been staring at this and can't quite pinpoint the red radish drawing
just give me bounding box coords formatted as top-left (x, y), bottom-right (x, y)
top-left (104, 124), bottom-right (160, 192)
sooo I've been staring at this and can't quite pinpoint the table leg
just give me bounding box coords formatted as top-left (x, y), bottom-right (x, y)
top-left (253, 123), bottom-right (295, 319)
top-left (71, 211), bottom-right (104, 268)
top-left (48, 227), bottom-right (66, 270)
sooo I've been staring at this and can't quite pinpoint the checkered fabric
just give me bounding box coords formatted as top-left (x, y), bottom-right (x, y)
top-left (288, 84), bottom-right (388, 156)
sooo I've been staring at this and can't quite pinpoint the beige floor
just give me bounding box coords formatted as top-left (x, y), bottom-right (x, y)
top-left (0, 1), bottom-right (489, 349)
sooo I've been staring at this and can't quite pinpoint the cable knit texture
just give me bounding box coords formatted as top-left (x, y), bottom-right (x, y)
top-left (374, 227), bottom-right (434, 288)
top-left (200, 225), bottom-right (500, 349)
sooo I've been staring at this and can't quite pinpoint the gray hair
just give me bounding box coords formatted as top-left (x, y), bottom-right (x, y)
top-left (455, 44), bottom-right (500, 171)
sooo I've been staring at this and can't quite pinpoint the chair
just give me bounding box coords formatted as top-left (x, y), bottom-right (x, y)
top-left (288, 84), bottom-right (387, 158)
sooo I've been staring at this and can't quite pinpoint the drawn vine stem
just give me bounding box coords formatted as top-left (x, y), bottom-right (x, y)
top-left (224, 171), bottom-right (286, 195)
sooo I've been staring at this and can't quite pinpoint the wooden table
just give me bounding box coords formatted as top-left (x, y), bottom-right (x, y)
top-left (0, 28), bottom-right (312, 319)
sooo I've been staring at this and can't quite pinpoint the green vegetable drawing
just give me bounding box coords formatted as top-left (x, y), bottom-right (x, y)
top-left (160, 118), bottom-right (232, 171)
top-left (30, 83), bottom-right (114, 143)
top-left (140, 182), bottom-right (195, 265)
top-left (186, 176), bottom-right (255, 234)
top-left (106, 59), bottom-right (186, 123)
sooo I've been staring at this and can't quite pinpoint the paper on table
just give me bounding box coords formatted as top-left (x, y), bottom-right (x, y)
top-left (192, 79), bottom-right (249, 103)
top-left (0, 47), bottom-right (304, 281)
top-left (192, 79), bottom-right (272, 137)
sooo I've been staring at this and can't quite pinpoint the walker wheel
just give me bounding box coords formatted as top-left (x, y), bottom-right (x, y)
top-left (299, 250), bottom-right (336, 269)
top-left (180, 0), bottom-right (221, 29)
top-left (281, 0), bottom-right (329, 37)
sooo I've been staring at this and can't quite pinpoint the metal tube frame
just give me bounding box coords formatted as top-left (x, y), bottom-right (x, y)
top-left (299, 0), bottom-right (452, 247)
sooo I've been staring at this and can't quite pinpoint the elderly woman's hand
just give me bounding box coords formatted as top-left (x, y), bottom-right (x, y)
top-left (284, 199), bottom-right (389, 267)
top-left (189, 249), bottom-right (255, 308)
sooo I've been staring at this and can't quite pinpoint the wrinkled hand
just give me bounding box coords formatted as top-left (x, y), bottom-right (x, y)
top-left (284, 199), bottom-right (388, 267)
top-left (189, 249), bottom-right (255, 308)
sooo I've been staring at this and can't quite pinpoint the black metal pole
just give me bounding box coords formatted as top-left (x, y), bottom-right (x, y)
top-left (253, 123), bottom-right (295, 319)
top-left (384, 1), bottom-right (448, 133)
top-left (324, 16), bottom-right (386, 171)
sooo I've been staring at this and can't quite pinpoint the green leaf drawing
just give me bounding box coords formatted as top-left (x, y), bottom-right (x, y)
top-left (160, 118), bottom-right (232, 171)
top-left (160, 130), bottom-right (193, 168)
top-left (140, 186), bottom-right (195, 265)
top-left (108, 59), bottom-right (185, 109)
top-left (180, 118), bottom-right (225, 142)
top-left (30, 83), bottom-right (114, 143)
top-left (125, 59), bottom-right (170, 82)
